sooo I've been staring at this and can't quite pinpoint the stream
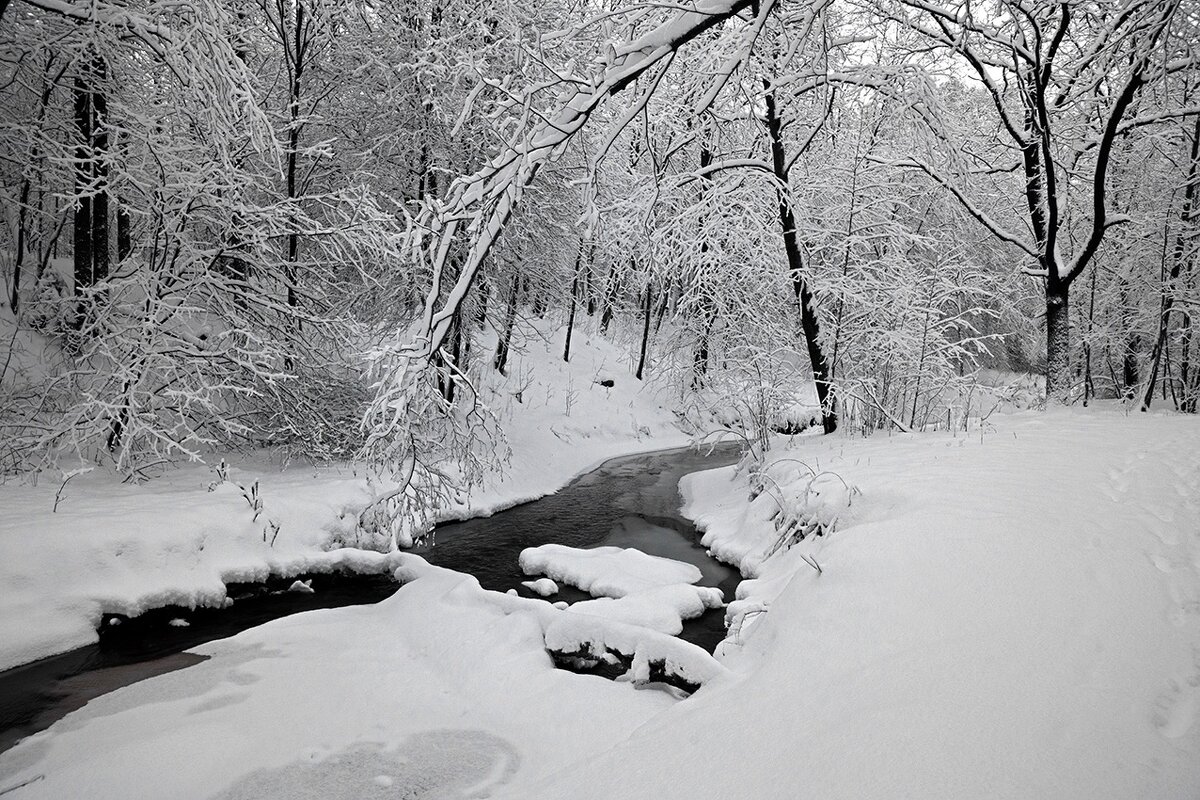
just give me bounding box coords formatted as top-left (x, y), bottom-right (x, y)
top-left (0, 442), bottom-right (742, 754)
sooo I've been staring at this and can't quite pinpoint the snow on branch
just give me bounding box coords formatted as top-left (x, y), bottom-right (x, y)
top-left (401, 0), bottom-right (775, 366)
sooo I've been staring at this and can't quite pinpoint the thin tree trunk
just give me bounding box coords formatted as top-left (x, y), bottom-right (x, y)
top-left (599, 261), bottom-right (618, 335)
top-left (11, 179), bottom-right (30, 313)
top-left (1143, 113), bottom-right (1200, 411)
top-left (652, 275), bottom-right (671, 334)
top-left (564, 247), bottom-right (581, 362)
top-left (476, 274), bottom-right (489, 329)
top-left (284, 0), bottom-right (306, 313)
top-left (73, 51), bottom-right (108, 329)
top-left (494, 274), bottom-right (520, 375)
top-left (1182, 312), bottom-right (1196, 413)
top-left (635, 282), bottom-right (652, 380)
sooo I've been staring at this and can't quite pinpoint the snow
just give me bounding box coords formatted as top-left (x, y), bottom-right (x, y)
top-left (569, 584), bottom-right (724, 635)
top-left (0, 556), bottom-right (678, 799)
top-left (520, 577), bottom-right (559, 596)
top-left (3, 406), bottom-right (1199, 799)
top-left (543, 612), bottom-right (729, 688)
top-left (520, 544), bottom-right (703, 598)
top-left (514, 408), bottom-right (1200, 799)
top-left (0, 318), bottom-right (689, 671)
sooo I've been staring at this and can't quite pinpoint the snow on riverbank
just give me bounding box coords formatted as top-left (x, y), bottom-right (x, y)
top-left (0, 557), bottom-right (680, 799)
top-left (3, 407), bottom-right (1197, 799)
top-left (516, 408), bottom-right (1200, 799)
top-left (0, 321), bottom-right (688, 672)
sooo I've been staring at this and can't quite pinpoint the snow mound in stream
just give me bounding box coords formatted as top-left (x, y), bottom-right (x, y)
top-left (519, 544), bottom-right (702, 598)
top-left (569, 584), bottom-right (724, 635)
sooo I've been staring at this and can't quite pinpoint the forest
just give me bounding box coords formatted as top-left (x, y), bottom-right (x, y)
top-left (3, 0), bottom-right (1197, 492)
top-left (1, 3), bottom-right (1199, 798)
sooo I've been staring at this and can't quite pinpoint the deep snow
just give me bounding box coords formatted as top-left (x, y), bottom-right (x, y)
top-left (3, 387), bottom-right (1199, 798)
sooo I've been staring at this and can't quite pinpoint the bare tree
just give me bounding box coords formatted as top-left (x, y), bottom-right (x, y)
top-left (878, 0), bottom-right (1194, 401)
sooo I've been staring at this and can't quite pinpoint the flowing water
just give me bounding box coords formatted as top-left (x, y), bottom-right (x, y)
top-left (0, 442), bottom-right (741, 754)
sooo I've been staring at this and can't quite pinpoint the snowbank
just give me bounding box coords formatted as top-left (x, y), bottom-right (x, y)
top-left (519, 544), bottom-right (703, 598)
top-left (514, 408), bottom-right (1200, 799)
top-left (0, 554), bottom-right (679, 799)
top-left (544, 612), bottom-right (729, 689)
top-left (570, 584), bottom-right (724, 635)
top-left (6, 407), bottom-right (1199, 800)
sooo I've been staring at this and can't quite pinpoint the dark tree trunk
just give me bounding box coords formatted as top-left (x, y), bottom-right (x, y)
top-left (652, 276), bottom-right (671, 334)
top-left (1045, 280), bottom-right (1071, 401)
top-left (494, 274), bottom-right (520, 375)
top-left (1122, 336), bottom-right (1139, 400)
top-left (8, 56), bottom-right (60, 312)
top-left (585, 243), bottom-right (596, 316)
top-left (284, 0), bottom-right (306, 313)
top-left (1143, 114), bottom-right (1200, 411)
top-left (72, 52), bottom-right (109, 328)
top-left (439, 316), bottom-right (461, 404)
top-left (476, 274), bottom-right (489, 329)
top-left (599, 261), bottom-right (619, 335)
top-left (1182, 319), bottom-right (1197, 413)
top-left (764, 77), bottom-right (835, 433)
top-left (564, 247), bottom-right (581, 362)
top-left (635, 283), bottom-right (652, 380)
top-left (692, 302), bottom-right (718, 390)
top-left (116, 203), bottom-right (131, 262)
top-left (11, 179), bottom-right (30, 313)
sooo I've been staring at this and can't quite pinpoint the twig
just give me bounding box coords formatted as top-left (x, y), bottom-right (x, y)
top-left (0, 775), bottom-right (44, 796)
top-left (53, 467), bottom-right (94, 512)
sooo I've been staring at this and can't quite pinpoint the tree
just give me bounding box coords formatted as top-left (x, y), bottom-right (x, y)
top-left (878, 0), bottom-right (1193, 401)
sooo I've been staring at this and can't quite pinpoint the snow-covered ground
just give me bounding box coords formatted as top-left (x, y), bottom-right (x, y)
top-left (0, 320), bottom-right (690, 671)
top-left (2, 407), bottom-right (1197, 799)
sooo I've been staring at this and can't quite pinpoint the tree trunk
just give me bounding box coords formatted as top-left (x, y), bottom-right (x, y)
top-left (494, 274), bottom-right (520, 375)
top-left (1122, 335), bottom-right (1140, 400)
top-left (691, 299), bottom-right (718, 390)
top-left (1182, 315), bottom-right (1196, 413)
top-left (11, 179), bottom-right (29, 313)
top-left (1142, 113), bottom-right (1200, 411)
top-left (116, 203), bottom-right (131, 262)
top-left (599, 261), bottom-right (618, 335)
top-left (476, 274), bottom-right (489, 329)
top-left (72, 51), bottom-right (108, 329)
top-left (764, 77), bottom-right (835, 433)
top-left (284, 0), bottom-right (306, 313)
top-left (635, 283), bottom-right (652, 380)
top-left (564, 248), bottom-right (581, 362)
top-left (585, 258), bottom-right (596, 316)
top-left (1045, 281), bottom-right (1072, 402)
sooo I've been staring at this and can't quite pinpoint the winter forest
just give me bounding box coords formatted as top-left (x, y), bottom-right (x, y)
top-left (1, 1), bottom-right (1199, 798)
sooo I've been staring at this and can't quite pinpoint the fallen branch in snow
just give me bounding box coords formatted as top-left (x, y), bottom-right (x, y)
top-left (0, 774), bottom-right (44, 797)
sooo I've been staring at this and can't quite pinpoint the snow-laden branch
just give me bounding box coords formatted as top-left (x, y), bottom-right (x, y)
top-left (403, 0), bottom-right (773, 364)
top-left (868, 156), bottom-right (1038, 260)
top-left (17, 0), bottom-right (178, 56)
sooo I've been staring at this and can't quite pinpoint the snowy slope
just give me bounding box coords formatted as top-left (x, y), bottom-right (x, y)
top-left (3, 407), bottom-right (1198, 799)
top-left (513, 408), bottom-right (1200, 799)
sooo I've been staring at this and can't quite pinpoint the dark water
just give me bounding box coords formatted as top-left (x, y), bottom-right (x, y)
top-left (418, 443), bottom-right (743, 648)
top-left (0, 442), bottom-right (741, 754)
top-left (0, 572), bottom-right (400, 755)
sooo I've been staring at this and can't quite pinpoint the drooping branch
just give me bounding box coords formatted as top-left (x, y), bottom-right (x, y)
top-left (403, 0), bottom-right (778, 364)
